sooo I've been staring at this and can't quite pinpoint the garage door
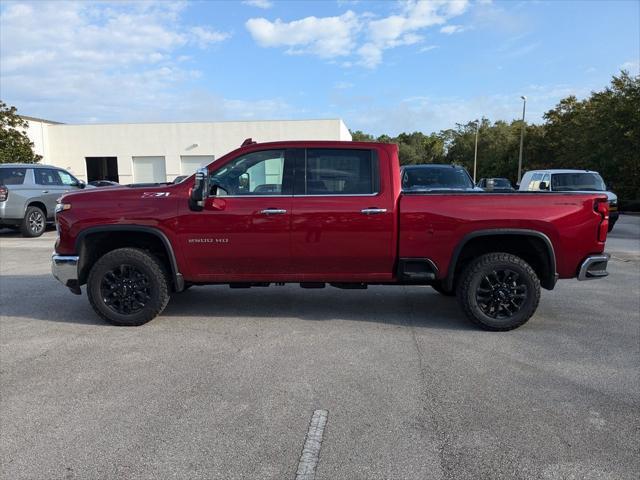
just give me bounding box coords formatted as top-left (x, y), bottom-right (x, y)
top-left (132, 156), bottom-right (166, 183)
top-left (180, 155), bottom-right (215, 175)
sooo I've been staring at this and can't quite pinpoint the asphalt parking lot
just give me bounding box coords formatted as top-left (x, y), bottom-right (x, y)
top-left (1, 216), bottom-right (638, 480)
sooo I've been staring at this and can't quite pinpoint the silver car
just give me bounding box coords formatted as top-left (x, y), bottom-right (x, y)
top-left (0, 164), bottom-right (87, 237)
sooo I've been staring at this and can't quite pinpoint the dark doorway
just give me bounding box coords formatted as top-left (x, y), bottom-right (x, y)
top-left (85, 157), bottom-right (118, 183)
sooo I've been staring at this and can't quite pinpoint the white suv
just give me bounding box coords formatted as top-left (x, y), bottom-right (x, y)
top-left (519, 169), bottom-right (618, 231)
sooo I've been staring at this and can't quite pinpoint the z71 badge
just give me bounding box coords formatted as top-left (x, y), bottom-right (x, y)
top-left (142, 192), bottom-right (171, 198)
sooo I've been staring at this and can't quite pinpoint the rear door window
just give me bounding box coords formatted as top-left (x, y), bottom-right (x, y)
top-left (303, 149), bottom-right (378, 195)
top-left (0, 167), bottom-right (27, 185)
top-left (34, 168), bottom-right (63, 186)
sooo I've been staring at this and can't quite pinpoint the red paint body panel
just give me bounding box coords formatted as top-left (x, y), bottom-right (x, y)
top-left (290, 145), bottom-right (400, 281)
top-left (54, 140), bottom-right (607, 286)
top-left (176, 196), bottom-right (293, 281)
top-left (399, 194), bottom-right (607, 279)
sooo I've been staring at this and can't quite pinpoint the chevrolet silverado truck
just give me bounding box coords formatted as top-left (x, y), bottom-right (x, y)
top-left (52, 140), bottom-right (610, 331)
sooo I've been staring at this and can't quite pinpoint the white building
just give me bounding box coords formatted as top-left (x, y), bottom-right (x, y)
top-left (21, 117), bottom-right (351, 184)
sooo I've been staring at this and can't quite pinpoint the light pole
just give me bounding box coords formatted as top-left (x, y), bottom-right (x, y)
top-left (517, 95), bottom-right (527, 183)
top-left (473, 119), bottom-right (479, 183)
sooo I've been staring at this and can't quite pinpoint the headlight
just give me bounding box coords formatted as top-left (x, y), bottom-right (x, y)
top-left (55, 203), bottom-right (72, 213)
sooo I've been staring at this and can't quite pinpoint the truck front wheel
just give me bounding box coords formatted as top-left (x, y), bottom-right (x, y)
top-left (457, 253), bottom-right (540, 331)
top-left (87, 248), bottom-right (170, 326)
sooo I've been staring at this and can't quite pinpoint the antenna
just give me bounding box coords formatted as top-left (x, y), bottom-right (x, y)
top-left (241, 138), bottom-right (257, 147)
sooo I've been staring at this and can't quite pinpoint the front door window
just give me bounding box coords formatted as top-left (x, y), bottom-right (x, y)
top-left (211, 150), bottom-right (290, 196)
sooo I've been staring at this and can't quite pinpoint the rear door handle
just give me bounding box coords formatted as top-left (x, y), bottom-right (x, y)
top-left (260, 208), bottom-right (287, 215)
top-left (361, 208), bottom-right (387, 215)
top-left (42, 190), bottom-right (49, 194)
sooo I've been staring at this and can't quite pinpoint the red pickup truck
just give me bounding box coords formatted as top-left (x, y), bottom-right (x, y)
top-left (52, 140), bottom-right (610, 331)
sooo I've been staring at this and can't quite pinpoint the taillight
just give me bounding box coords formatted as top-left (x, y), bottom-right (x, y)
top-left (594, 199), bottom-right (609, 242)
top-left (0, 186), bottom-right (8, 202)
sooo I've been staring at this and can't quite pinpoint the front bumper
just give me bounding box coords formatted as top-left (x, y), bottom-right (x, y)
top-left (577, 253), bottom-right (610, 281)
top-left (51, 254), bottom-right (81, 294)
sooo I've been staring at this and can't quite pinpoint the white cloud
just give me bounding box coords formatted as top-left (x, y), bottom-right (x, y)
top-left (246, 11), bottom-right (360, 58)
top-left (358, 0), bottom-right (469, 67)
top-left (621, 60), bottom-right (639, 75)
top-left (189, 26), bottom-right (230, 48)
top-left (440, 24), bottom-right (464, 34)
top-left (246, 0), bottom-right (469, 68)
top-left (0, 1), bottom-right (234, 123)
top-left (242, 0), bottom-right (273, 8)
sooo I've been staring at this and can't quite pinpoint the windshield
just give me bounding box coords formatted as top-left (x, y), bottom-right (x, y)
top-left (403, 166), bottom-right (475, 190)
top-left (551, 173), bottom-right (606, 191)
top-left (492, 178), bottom-right (512, 188)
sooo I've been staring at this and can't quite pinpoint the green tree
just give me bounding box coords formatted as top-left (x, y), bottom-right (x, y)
top-left (349, 71), bottom-right (639, 206)
top-left (350, 130), bottom-right (375, 142)
top-left (0, 102), bottom-right (41, 164)
top-left (542, 71), bottom-right (640, 207)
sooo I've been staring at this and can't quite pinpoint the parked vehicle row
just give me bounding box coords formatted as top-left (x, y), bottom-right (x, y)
top-left (51, 140), bottom-right (610, 331)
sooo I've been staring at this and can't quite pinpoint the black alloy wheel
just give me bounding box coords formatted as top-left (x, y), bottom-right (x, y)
top-left (475, 268), bottom-right (528, 319)
top-left (100, 264), bottom-right (151, 315)
top-left (87, 248), bottom-right (170, 326)
top-left (457, 252), bottom-right (540, 331)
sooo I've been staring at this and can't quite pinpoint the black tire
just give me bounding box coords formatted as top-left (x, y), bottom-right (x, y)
top-left (431, 281), bottom-right (455, 296)
top-left (87, 248), bottom-right (170, 326)
top-left (456, 252), bottom-right (540, 331)
top-left (20, 206), bottom-right (46, 237)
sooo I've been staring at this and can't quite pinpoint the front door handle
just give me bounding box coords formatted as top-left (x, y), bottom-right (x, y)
top-left (42, 190), bottom-right (49, 194)
top-left (260, 208), bottom-right (287, 215)
top-left (361, 208), bottom-right (387, 215)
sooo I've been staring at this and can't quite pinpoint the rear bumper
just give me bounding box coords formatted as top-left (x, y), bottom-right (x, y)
top-left (52, 254), bottom-right (81, 294)
top-left (577, 253), bottom-right (610, 281)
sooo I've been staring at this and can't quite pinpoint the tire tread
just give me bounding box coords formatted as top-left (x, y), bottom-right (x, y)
top-left (457, 252), bottom-right (540, 331)
top-left (87, 247), bottom-right (170, 326)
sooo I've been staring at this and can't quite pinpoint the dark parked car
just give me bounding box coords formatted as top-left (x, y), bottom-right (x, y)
top-left (401, 164), bottom-right (483, 192)
top-left (477, 177), bottom-right (515, 191)
top-left (88, 180), bottom-right (120, 187)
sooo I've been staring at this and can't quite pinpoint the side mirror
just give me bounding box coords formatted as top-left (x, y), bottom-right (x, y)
top-left (189, 167), bottom-right (209, 211)
top-left (74, 179), bottom-right (86, 189)
top-left (539, 181), bottom-right (549, 191)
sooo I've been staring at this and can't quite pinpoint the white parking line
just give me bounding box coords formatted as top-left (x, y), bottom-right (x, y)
top-left (295, 409), bottom-right (328, 480)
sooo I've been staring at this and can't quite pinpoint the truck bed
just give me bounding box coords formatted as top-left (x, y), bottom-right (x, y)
top-left (399, 192), bottom-right (608, 280)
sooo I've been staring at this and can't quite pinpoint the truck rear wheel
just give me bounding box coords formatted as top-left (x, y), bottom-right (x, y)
top-left (456, 252), bottom-right (540, 331)
top-left (87, 248), bottom-right (170, 326)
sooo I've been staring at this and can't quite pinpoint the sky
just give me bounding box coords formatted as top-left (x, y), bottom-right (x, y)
top-left (1, 0), bottom-right (638, 136)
